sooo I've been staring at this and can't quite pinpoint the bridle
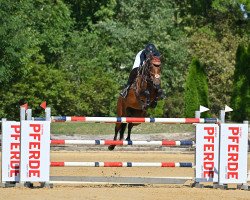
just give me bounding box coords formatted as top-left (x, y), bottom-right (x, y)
top-left (141, 56), bottom-right (161, 87)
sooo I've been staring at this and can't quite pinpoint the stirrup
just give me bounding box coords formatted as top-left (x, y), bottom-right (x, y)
top-left (120, 88), bottom-right (128, 98)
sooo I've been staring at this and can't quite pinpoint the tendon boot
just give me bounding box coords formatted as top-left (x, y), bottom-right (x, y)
top-left (156, 88), bottom-right (165, 100)
top-left (120, 85), bottom-right (130, 98)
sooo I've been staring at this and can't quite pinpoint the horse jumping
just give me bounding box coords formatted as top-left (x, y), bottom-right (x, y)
top-left (108, 54), bottom-right (162, 150)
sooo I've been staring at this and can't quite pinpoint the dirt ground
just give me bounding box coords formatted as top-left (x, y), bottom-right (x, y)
top-left (1, 151), bottom-right (250, 200)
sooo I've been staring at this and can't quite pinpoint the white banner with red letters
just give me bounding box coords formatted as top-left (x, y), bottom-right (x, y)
top-left (1, 121), bottom-right (21, 182)
top-left (219, 124), bottom-right (248, 184)
top-left (195, 124), bottom-right (219, 182)
top-left (20, 121), bottom-right (50, 182)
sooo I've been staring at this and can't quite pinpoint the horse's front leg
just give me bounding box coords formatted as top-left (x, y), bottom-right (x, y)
top-left (108, 123), bottom-right (120, 151)
top-left (155, 86), bottom-right (164, 100)
top-left (144, 90), bottom-right (150, 107)
top-left (126, 123), bottom-right (134, 141)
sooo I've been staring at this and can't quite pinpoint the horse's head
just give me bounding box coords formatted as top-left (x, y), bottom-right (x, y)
top-left (147, 55), bottom-right (161, 89)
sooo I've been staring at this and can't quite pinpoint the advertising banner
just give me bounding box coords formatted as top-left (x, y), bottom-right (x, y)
top-left (20, 121), bottom-right (50, 182)
top-left (1, 121), bottom-right (21, 182)
top-left (195, 124), bottom-right (219, 182)
top-left (219, 124), bottom-right (248, 184)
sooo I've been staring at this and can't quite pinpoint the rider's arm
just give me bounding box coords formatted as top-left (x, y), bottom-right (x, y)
top-left (132, 50), bottom-right (143, 69)
top-left (139, 50), bottom-right (147, 67)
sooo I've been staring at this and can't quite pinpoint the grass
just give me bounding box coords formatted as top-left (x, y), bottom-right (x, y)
top-left (51, 122), bottom-right (194, 135)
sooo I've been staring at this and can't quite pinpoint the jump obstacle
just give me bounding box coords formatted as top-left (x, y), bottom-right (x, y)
top-left (1, 106), bottom-right (249, 189)
top-left (49, 116), bottom-right (218, 123)
top-left (50, 162), bottom-right (193, 167)
top-left (50, 139), bottom-right (195, 146)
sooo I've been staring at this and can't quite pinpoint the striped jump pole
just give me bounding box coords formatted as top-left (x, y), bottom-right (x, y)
top-left (50, 139), bottom-right (195, 146)
top-left (51, 162), bottom-right (193, 168)
top-left (46, 116), bottom-right (218, 124)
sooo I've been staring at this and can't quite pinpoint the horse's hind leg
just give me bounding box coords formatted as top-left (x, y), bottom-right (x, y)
top-left (126, 123), bottom-right (134, 141)
top-left (119, 123), bottom-right (127, 140)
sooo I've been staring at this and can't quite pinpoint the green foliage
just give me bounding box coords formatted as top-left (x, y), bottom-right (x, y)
top-left (188, 26), bottom-right (249, 113)
top-left (212, 0), bottom-right (250, 13)
top-left (74, 67), bottom-right (120, 116)
top-left (164, 92), bottom-right (185, 117)
top-left (230, 44), bottom-right (250, 121)
top-left (64, 0), bottom-right (116, 30)
top-left (147, 100), bottom-right (165, 117)
top-left (184, 59), bottom-right (200, 117)
top-left (0, 0), bottom-right (72, 85)
top-left (184, 58), bottom-right (209, 117)
top-left (0, 64), bottom-right (76, 119)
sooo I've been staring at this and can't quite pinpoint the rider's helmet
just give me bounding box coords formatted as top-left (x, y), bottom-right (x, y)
top-left (145, 43), bottom-right (157, 56)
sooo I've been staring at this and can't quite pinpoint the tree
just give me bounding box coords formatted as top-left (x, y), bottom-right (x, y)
top-left (0, 64), bottom-right (76, 119)
top-left (0, 0), bottom-right (73, 118)
top-left (61, 0), bottom-right (190, 117)
top-left (64, 0), bottom-right (116, 30)
top-left (184, 58), bottom-right (209, 117)
top-left (0, 0), bottom-right (72, 86)
top-left (230, 44), bottom-right (250, 121)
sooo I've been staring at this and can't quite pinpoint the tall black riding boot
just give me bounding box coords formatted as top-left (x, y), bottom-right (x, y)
top-left (120, 68), bottom-right (138, 98)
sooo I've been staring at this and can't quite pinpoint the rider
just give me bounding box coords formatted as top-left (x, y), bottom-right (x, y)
top-left (120, 43), bottom-right (163, 100)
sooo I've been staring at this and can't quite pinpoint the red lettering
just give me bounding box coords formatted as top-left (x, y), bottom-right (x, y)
top-left (204, 144), bottom-right (214, 151)
top-left (228, 136), bottom-right (239, 143)
top-left (10, 151), bottom-right (20, 159)
top-left (10, 143), bottom-right (20, 150)
top-left (204, 127), bottom-right (215, 135)
top-left (10, 134), bottom-right (20, 141)
top-left (30, 124), bottom-right (41, 132)
top-left (29, 170), bottom-right (40, 177)
top-left (29, 160), bottom-right (40, 169)
top-left (29, 151), bottom-right (40, 159)
top-left (204, 152), bottom-right (214, 161)
top-left (29, 142), bottom-right (40, 149)
top-left (10, 170), bottom-right (20, 177)
top-left (228, 153), bottom-right (238, 162)
top-left (204, 162), bottom-right (214, 170)
top-left (203, 171), bottom-right (214, 178)
top-left (28, 124), bottom-right (42, 178)
top-left (29, 133), bottom-right (41, 141)
top-left (10, 125), bottom-right (20, 133)
top-left (204, 136), bottom-right (214, 143)
top-left (228, 144), bottom-right (239, 152)
top-left (10, 160), bottom-right (20, 169)
top-left (228, 162), bottom-right (238, 171)
top-left (227, 172), bottom-right (238, 179)
top-left (228, 127), bottom-right (239, 135)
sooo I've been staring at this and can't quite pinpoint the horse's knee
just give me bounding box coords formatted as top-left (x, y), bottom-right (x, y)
top-left (144, 90), bottom-right (150, 96)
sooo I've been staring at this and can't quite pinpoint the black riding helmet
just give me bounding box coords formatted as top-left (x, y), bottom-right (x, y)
top-left (144, 43), bottom-right (157, 56)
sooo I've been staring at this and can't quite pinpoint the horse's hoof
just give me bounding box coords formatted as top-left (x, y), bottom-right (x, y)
top-left (108, 145), bottom-right (115, 151)
top-left (125, 138), bottom-right (131, 141)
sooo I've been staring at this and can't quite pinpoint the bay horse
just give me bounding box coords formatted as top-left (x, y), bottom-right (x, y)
top-left (108, 54), bottom-right (162, 150)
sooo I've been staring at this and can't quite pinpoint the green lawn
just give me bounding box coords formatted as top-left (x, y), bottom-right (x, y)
top-left (51, 122), bottom-right (194, 135)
